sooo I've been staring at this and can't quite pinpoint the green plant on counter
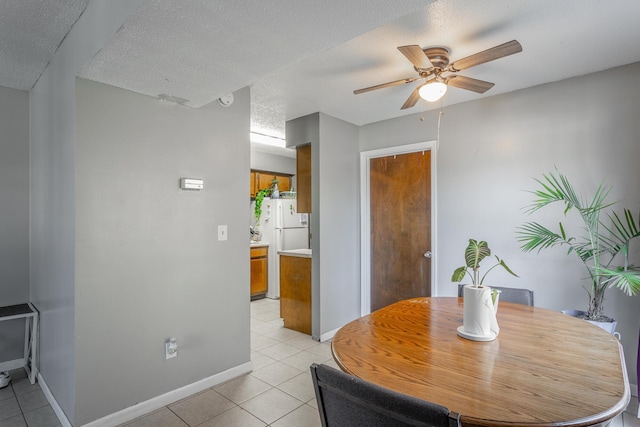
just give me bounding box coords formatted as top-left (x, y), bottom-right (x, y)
top-left (451, 239), bottom-right (518, 286)
top-left (517, 170), bottom-right (640, 321)
top-left (254, 188), bottom-right (272, 227)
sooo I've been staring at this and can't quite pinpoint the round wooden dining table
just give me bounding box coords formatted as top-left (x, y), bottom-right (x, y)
top-left (331, 297), bottom-right (630, 427)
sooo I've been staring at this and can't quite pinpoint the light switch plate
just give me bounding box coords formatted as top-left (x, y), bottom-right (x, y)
top-left (218, 225), bottom-right (228, 241)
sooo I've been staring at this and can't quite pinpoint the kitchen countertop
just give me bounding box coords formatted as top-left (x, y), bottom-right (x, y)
top-left (278, 248), bottom-right (312, 258)
top-left (250, 242), bottom-right (269, 248)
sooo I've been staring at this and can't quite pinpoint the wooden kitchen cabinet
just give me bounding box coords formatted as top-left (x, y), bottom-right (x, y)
top-left (250, 171), bottom-right (257, 197)
top-left (250, 246), bottom-right (268, 299)
top-left (296, 144), bottom-right (311, 212)
top-left (250, 170), bottom-right (292, 197)
top-left (257, 173), bottom-right (276, 193)
top-left (280, 254), bottom-right (311, 334)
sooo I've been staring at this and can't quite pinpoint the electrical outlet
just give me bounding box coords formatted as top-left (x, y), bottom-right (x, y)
top-left (165, 338), bottom-right (178, 359)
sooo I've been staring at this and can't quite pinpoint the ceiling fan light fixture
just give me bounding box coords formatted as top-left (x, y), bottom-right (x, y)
top-left (419, 81), bottom-right (447, 102)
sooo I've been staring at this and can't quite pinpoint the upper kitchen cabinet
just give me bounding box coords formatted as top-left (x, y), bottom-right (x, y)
top-left (250, 170), bottom-right (292, 198)
top-left (296, 144), bottom-right (311, 212)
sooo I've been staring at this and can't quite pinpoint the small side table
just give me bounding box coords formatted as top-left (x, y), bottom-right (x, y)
top-left (0, 303), bottom-right (38, 384)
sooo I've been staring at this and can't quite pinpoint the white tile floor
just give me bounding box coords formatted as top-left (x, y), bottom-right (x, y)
top-left (0, 368), bottom-right (61, 427)
top-left (2, 297), bottom-right (638, 426)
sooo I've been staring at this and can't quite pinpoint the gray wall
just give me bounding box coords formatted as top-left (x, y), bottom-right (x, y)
top-left (359, 62), bottom-right (640, 387)
top-left (0, 86), bottom-right (30, 364)
top-left (317, 114), bottom-right (360, 337)
top-left (285, 113), bottom-right (361, 339)
top-left (286, 114), bottom-right (321, 337)
top-left (250, 150), bottom-right (296, 175)
top-left (75, 79), bottom-right (250, 425)
top-left (29, 1), bottom-right (144, 422)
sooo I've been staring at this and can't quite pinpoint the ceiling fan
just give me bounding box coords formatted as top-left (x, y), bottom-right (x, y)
top-left (354, 40), bottom-right (522, 109)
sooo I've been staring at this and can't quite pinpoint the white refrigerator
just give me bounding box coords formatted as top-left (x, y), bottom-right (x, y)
top-left (254, 198), bottom-right (309, 298)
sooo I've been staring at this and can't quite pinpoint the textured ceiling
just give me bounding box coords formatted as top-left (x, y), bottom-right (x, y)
top-left (0, 0), bottom-right (89, 91)
top-left (78, 0), bottom-right (437, 108)
top-left (3, 0), bottom-right (640, 151)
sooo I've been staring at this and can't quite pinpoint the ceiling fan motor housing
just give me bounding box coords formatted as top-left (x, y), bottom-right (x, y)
top-left (423, 47), bottom-right (450, 70)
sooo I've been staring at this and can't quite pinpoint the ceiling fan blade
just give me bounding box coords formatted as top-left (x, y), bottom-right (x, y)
top-left (449, 40), bottom-right (522, 72)
top-left (401, 86), bottom-right (422, 110)
top-left (445, 75), bottom-right (495, 93)
top-left (398, 45), bottom-right (433, 69)
top-left (354, 77), bottom-right (419, 94)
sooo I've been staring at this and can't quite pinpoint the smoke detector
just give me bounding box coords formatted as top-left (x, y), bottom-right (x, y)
top-left (217, 93), bottom-right (234, 107)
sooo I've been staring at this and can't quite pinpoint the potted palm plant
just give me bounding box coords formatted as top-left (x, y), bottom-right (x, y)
top-left (517, 170), bottom-right (640, 332)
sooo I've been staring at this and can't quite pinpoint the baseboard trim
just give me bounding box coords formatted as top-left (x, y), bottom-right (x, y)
top-left (319, 327), bottom-right (339, 342)
top-left (0, 359), bottom-right (24, 372)
top-left (38, 373), bottom-right (72, 427)
top-left (81, 361), bottom-right (252, 427)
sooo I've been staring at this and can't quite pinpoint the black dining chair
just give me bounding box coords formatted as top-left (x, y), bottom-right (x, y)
top-left (457, 284), bottom-right (534, 306)
top-left (310, 363), bottom-right (461, 427)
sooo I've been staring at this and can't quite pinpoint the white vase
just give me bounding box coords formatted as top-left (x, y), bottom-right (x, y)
top-left (458, 285), bottom-right (500, 341)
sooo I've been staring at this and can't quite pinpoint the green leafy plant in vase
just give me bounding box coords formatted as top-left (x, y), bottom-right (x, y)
top-left (451, 239), bottom-right (518, 289)
top-left (516, 170), bottom-right (640, 325)
top-left (452, 239), bottom-right (518, 340)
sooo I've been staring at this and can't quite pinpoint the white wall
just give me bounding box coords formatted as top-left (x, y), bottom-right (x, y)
top-left (74, 79), bottom-right (251, 425)
top-left (359, 62), bottom-right (640, 387)
top-left (0, 86), bottom-right (29, 364)
top-left (28, 0), bottom-right (145, 422)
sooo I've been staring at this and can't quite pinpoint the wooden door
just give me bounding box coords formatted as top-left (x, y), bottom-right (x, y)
top-left (370, 151), bottom-right (431, 311)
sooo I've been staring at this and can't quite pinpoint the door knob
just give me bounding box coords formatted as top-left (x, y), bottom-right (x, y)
top-left (423, 251), bottom-right (432, 258)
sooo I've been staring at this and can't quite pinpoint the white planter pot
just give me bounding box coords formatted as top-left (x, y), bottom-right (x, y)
top-left (458, 285), bottom-right (500, 341)
top-left (561, 309), bottom-right (618, 336)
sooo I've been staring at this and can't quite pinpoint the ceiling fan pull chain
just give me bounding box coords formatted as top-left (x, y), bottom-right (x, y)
top-left (436, 110), bottom-right (444, 150)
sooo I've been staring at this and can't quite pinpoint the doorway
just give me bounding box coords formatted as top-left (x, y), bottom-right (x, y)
top-left (360, 141), bottom-right (436, 315)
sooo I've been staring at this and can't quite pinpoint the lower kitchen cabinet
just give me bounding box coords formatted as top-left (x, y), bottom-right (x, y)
top-left (250, 246), bottom-right (268, 300)
top-left (280, 254), bottom-right (311, 334)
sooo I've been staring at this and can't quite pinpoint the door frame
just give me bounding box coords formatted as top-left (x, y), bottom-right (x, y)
top-left (360, 141), bottom-right (438, 316)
